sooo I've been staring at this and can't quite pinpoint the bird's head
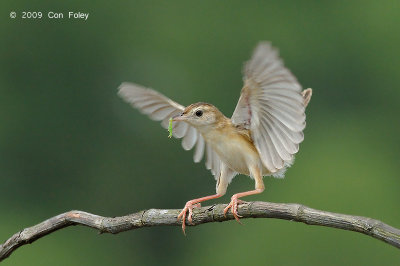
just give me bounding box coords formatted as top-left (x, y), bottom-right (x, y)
top-left (173, 102), bottom-right (225, 129)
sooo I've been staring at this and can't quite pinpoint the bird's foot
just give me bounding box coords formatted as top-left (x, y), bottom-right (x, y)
top-left (223, 196), bottom-right (246, 223)
top-left (177, 201), bottom-right (201, 235)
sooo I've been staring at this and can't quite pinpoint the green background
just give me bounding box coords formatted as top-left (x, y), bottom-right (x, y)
top-left (1, 1), bottom-right (400, 265)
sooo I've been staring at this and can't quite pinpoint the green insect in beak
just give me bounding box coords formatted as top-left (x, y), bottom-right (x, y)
top-left (168, 117), bottom-right (173, 138)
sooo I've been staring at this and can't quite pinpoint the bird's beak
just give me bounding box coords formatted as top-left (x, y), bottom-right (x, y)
top-left (172, 113), bottom-right (186, 122)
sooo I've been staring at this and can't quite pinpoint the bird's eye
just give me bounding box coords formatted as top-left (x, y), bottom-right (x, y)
top-left (195, 110), bottom-right (203, 117)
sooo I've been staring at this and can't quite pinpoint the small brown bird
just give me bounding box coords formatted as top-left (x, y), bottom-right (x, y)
top-left (118, 42), bottom-right (312, 233)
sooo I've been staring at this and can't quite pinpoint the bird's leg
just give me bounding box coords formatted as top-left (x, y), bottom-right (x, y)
top-left (177, 194), bottom-right (222, 234)
top-left (224, 165), bottom-right (265, 223)
top-left (178, 164), bottom-right (232, 234)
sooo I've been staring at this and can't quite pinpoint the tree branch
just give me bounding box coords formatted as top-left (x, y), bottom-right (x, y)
top-left (1, 201), bottom-right (399, 261)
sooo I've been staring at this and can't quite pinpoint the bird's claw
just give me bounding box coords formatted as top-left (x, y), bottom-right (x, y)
top-left (177, 202), bottom-right (201, 234)
top-left (223, 197), bottom-right (246, 223)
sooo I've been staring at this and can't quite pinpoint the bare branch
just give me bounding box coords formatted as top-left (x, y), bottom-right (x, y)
top-left (1, 201), bottom-right (399, 261)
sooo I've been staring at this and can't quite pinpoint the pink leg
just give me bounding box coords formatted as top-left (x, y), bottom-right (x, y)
top-left (177, 194), bottom-right (222, 234)
top-left (223, 188), bottom-right (264, 223)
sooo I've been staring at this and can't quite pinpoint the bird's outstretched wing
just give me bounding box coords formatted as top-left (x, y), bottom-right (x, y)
top-left (118, 82), bottom-right (221, 178)
top-left (231, 42), bottom-right (308, 173)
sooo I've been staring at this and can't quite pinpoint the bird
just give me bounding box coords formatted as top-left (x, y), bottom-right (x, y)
top-left (118, 42), bottom-right (312, 233)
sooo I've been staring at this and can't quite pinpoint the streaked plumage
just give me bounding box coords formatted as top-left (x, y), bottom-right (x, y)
top-left (118, 42), bottom-right (312, 233)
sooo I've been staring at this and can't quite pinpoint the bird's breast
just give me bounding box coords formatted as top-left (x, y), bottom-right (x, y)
top-left (202, 126), bottom-right (261, 175)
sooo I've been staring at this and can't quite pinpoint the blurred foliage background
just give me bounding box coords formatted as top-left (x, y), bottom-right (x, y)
top-left (1, 0), bottom-right (400, 265)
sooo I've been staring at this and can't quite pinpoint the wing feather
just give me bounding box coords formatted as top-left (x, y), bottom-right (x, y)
top-left (182, 126), bottom-right (197, 150)
top-left (206, 143), bottom-right (221, 178)
top-left (172, 121), bottom-right (188, 138)
top-left (231, 42), bottom-right (310, 174)
top-left (193, 133), bottom-right (205, 163)
top-left (261, 116), bottom-right (292, 161)
top-left (265, 112), bottom-right (304, 143)
top-left (264, 115), bottom-right (299, 154)
top-left (257, 117), bottom-right (284, 169)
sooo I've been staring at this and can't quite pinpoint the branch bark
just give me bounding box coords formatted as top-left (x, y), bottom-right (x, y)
top-left (1, 201), bottom-right (399, 261)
